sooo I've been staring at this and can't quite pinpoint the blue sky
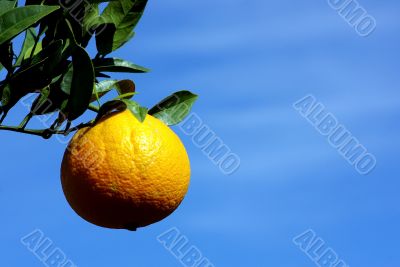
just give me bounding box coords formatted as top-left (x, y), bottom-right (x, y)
top-left (1, 0), bottom-right (400, 266)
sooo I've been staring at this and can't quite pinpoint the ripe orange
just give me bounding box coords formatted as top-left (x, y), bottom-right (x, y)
top-left (61, 110), bottom-right (191, 230)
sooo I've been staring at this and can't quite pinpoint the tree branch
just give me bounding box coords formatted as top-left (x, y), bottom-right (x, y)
top-left (0, 121), bottom-right (93, 139)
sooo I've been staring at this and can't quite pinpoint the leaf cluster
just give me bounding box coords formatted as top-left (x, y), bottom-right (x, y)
top-left (0, 0), bottom-right (197, 138)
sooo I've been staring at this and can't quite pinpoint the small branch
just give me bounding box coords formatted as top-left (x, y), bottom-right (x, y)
top-left (64, 121), bottom-right (72, 132)
top-left (0, 125), bottom-right (46, 137)
top-left (0, 111), bottom-right (8, 124)
top-left (0, 121), bottom-right (94, 139)
top-left (88, 104), bottom-right (100, 112)
top-left (19, 113), bottom-right (33, 129)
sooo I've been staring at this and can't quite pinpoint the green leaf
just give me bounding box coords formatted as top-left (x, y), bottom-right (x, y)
top-left (22, 41), bottom-right (43, 61)
top-left (11, 40), bottom-right (64, 92)
top-left (92, 57), bottom-right (149, 73)
top-left (0, 0), bottom-right (17, 16)
top-left (65, 46), bottom-right (95, 120)
top-left (122, 99), bottom-right (147, 122)
top-left (112, 30), bottom-right (134, 52)
top-left (94, 99), bottom-right (147, 124)
top-left (0, 5), bottom-right (60, 46)
top-left (101, 0), bottom-right (147, 33)
top-left (148, 91), bottom-right (198, 126)
top-left (60, 64), bottom-right (73, 95)
top-left (83, 2), bottom-right (101, 34)
top-left (55, 20), bottom-right (80, 63)
top-left (93, 79), bottom-right (117, 98)
top-left (1, 84), bottom-right (12, 106)
top-left (0, 42), bottom-right (13, 71)
top-left (92, 79), bottom-right (135, 102)
top-left (95, 23), bottom-right (134, 55)
top-left (17, 39), bottom-right (63, 72)
top-left (95, 0), bottom-right (148, 55)
top-left (30, 87), bottom-right (50, 114)
top-left (30, 84), bottom-right (68, 115)
top-left (15, 28), bottom-right (38, 66)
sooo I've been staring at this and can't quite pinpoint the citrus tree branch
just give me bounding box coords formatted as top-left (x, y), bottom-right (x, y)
top-left (0, 125), bottom-right (45, 137)
top-left (0, 121), bottom-right (93, 139)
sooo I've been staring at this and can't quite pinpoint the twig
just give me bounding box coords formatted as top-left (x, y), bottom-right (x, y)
top-left (0, 121), bottom-right (94, 139)
top-left (88, 104), bottom-right (100, 112)
top-left (0, 125), bottom-right (46, 137)
top-left (19, 113), bottom-right (33, 129)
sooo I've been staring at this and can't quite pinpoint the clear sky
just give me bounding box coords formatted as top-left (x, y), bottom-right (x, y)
top-left (1, 0), bottom-right (399, 266)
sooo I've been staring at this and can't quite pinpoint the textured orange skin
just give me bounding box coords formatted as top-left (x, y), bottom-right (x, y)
top-left (61, 111), bottom-right (190, 230)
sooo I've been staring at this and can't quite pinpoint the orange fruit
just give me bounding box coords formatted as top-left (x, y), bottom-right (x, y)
top-left (61, 110), bottom-right (191, 230)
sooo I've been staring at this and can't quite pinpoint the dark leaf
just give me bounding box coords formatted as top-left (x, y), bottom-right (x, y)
top-left (55, 18), bottom-right (78, 46)
top-left (13, 40), bottom-right (64, 90)
top-left (60, 64), bottom-right (73, 95)
top-left (94, 99), bottom-right (147, 123)
top-left (0, 42), bottom-right (14, 71)
top-left (0, 83), bottom-right (27, 117)
top-left (0, 5), bottom-right (60, 46)
top-left (65, 8), bottom-right (85, 45)
top-left (94, 99), bottom-right (126, 123)
top-left (39, 9), bottom-right (62, 48)
top-left (7, 45), bottom-right (61, 108)
top-left (65, 46), bottom-right (95, 120)
top-left (95, 23), bottom-right (116, 55)
top-left (30, 87), bottom-right (50, 114)
top-left (115, 79), bottom-right (135, 95)
top-left (1, 84), bottom-right (12, 106)
top-left (25, 0), bottom-right (42, 5)
top-left (148, 91), bottom-right (198, 125)
top-left (30, 83), bottom-right (68, 115)
top-left (92, 57), bottom-right (149, 73)
top-left (95, 72), bottom-right (111, 78)
top-left (95, 0), bottom-right (148, 55)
